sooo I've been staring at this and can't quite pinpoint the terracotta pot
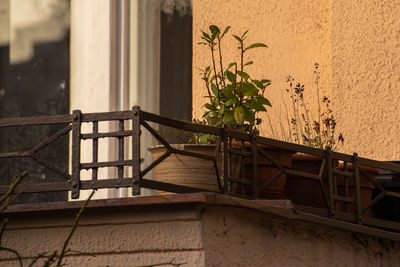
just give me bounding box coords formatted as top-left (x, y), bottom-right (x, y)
top-left (285, 154), bottom-right (337, 208)
top-left (148, 144), bottom-right (222, 194)
top-left (335, 163), bottom-right (378, 214)
top-left (232, 142), bottom-right (292, 199)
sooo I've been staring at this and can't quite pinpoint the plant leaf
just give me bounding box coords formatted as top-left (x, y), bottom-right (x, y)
top-left (241, 83), bottom-right (258, 96)
top-left (244, 109), bottom-right (255, 125)
top-left (244, 99), bottom-right (266, 111)
top-left (245, 43), bottom-right (268, 51)
top-left (204, 103), bottom-right (216, 111)
top-left (222, 84), bottom-right (235, 98)
top-left (201, 31), bottom-right (211, 40)
top-left (227, 62), bottom-right (237, 70)
top-left (256, 95), bottom-right (272, 107)
top-left (224, 98), bottom-right (237, 107)
top-left (252, 79), bottom-right (263, 89)
top-left (234, 106), bottom-right (245, 125)
top-left (212, 97), bottom-right (219, 106)
top-left (244, 61), bottom-right (253, 66)
top-left (220, 26), bottom-right (231, 38)
top-left (211, 83), bottom-right (218, 96)
top-left (233, 35), bottom-right (242, 42)
top-left (210, 25), bottom-right (220, 35)
top-left (241, 30), bottom-right (249, 39)
top-left (223, 110), bottom-right (235, 124)
top-left (237, 71), bottom-right (250, 80)
top-left (199, 134), bottom-right (209, 144)
top-left (225, 71), bottom-right (236, 83)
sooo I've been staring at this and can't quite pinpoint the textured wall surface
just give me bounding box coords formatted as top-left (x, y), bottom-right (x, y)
top-left (193, 0), bottom-right (400, 160)
top-left (331, 0), bottom-right (400, 160)
top-left (193, 0), bottom-right (332, 139)
top-left (2, 196), bottom-right (400, 266)
top-left (202, 206), bottom-right (400, 267)
top-left (0, 205), bottom-right (205, 266)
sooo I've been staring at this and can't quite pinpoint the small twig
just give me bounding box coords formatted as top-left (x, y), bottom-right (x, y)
top-left (43, 251), bottom-right (58, 267)
top-left (0, 246), bottom-right (23, 267)
top-left (56, 190), bottom-right (95, 267)
top-left (0, 218), bottom-right (8, 245)
top-left (0, 171), bottom-right (28, 205)
top-left (28, 252), bottom-right (49, 267)
top-left (136, 258), bottom-right (186, 267)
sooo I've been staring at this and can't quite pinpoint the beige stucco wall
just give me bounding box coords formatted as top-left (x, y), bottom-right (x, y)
top-left (203, 206), bottom-right (400, 267)
top-left (2, 194), bottom-right (400, 266)
top-left (331, 1), bottom-right (400, 160)
top-left (0, 203), bottom-right (205, 266)
top-left (193, 0), bottom-right (400, 160)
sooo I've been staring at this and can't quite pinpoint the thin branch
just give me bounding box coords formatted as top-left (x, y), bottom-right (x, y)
top-left (28, 252), bottom-right (49, 267)
top-left (0, 246), bottom-right (23, 267)
top-left (136, 258), bottom-right (186, 267)
top-left (56, 190), bottom-right (95, 267)
top-left (0, 171), bottom-right (28, 205)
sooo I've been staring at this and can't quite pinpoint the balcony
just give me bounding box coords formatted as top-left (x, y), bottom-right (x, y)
top-left (1, 106), bottom-right (400, 265)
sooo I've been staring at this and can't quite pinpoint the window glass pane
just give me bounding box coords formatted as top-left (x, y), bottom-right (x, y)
top-left (0, 0), bottom-right (70, 203)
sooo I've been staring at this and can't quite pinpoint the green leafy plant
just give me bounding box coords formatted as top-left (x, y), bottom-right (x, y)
top-left (286, 63), bottom-right (344, 150)
top-left (199, 25), bottom-right (271, 135)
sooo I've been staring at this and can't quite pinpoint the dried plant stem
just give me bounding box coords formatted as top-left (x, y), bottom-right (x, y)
top-left (210, 45), bottom-right (221, 105)
top-left (0, 172), bottom-right (27, 267)
top-left (217, 36), bottom-right (225, 87)
top-left (315, 65), bottom-right (321, 132)
top-left (288, 82), bottom-right (301, 143)
top-left (266, 112), bottom-right (276, 139)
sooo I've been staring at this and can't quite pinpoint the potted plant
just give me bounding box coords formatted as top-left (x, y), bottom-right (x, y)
top-left (282, 64), bottom-right (342, 207)
top-left (282, 64), bottom-right (376, 214)
top-left (148, 121), bottom-right (223, 194)
top-left (199, 25), bottom-right (292, 199)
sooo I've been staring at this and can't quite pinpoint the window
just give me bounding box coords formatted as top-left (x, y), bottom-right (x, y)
top-left (0, 0), bottom-right (70, 203)
top-left (0, 0), bottom-right (193, 201)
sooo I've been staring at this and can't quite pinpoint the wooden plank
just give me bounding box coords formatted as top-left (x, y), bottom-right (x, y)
top-left (71, 110), bottom-right (81, 199)
top-left (81, 110), bottom-right (131, 122)
top-left (81, 160), bottom-right (132, 169)
top-left (0, 182), bottom-right (70, 194)
top-left (141, 110), bottom-right (222, 135)
top-left (132, 106), bottom-right (141, 195)
top-left (0, 114), bottom-right (71, 127)
top-left (81, 130), bottom-right (132, 140)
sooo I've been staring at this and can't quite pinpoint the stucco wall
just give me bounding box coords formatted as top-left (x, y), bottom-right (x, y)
top-left (2, 195), bottom-right (400, 267)
top-left (0, 203), bottom-right (205, 266)
top-left (202, 206), bottom-right (400, 267)
top-left (193, 0), bottom-right (400, 160)
top-left (331, 1), bottom-right (400, 160)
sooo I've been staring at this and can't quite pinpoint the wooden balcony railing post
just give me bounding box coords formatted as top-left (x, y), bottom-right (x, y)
top-left (353, 153), bottom-right (362, 223)
top-left (326, 148), bottom-right (335, 217)
top-left (71, 110), bottom-right (82, 199)
top-left (222, 125), bottom-right (228, 194)
top-left (251, 133), bottom-right (258, 199)
top-left (131, 106), bottom-right (141, 195)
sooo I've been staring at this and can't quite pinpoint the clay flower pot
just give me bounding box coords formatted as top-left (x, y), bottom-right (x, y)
top-left (148, 144), bottom-right (222, 194)
top-left (284, 154), bottom-right (338, 208)
top-left (232, 142), bottom-right (292, 199)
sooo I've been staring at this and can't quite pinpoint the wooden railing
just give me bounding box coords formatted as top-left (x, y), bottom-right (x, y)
top-left (1, 106), bottom-right (400, 233)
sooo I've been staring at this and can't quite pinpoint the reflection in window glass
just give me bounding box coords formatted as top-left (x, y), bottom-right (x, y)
top-left (0, 0), bottom-right (70, 203)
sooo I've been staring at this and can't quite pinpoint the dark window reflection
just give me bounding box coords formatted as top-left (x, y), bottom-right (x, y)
top-left (0, 0), bottom-right (70, 203)
top-left (159, 0), bottom-right (192, 121)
